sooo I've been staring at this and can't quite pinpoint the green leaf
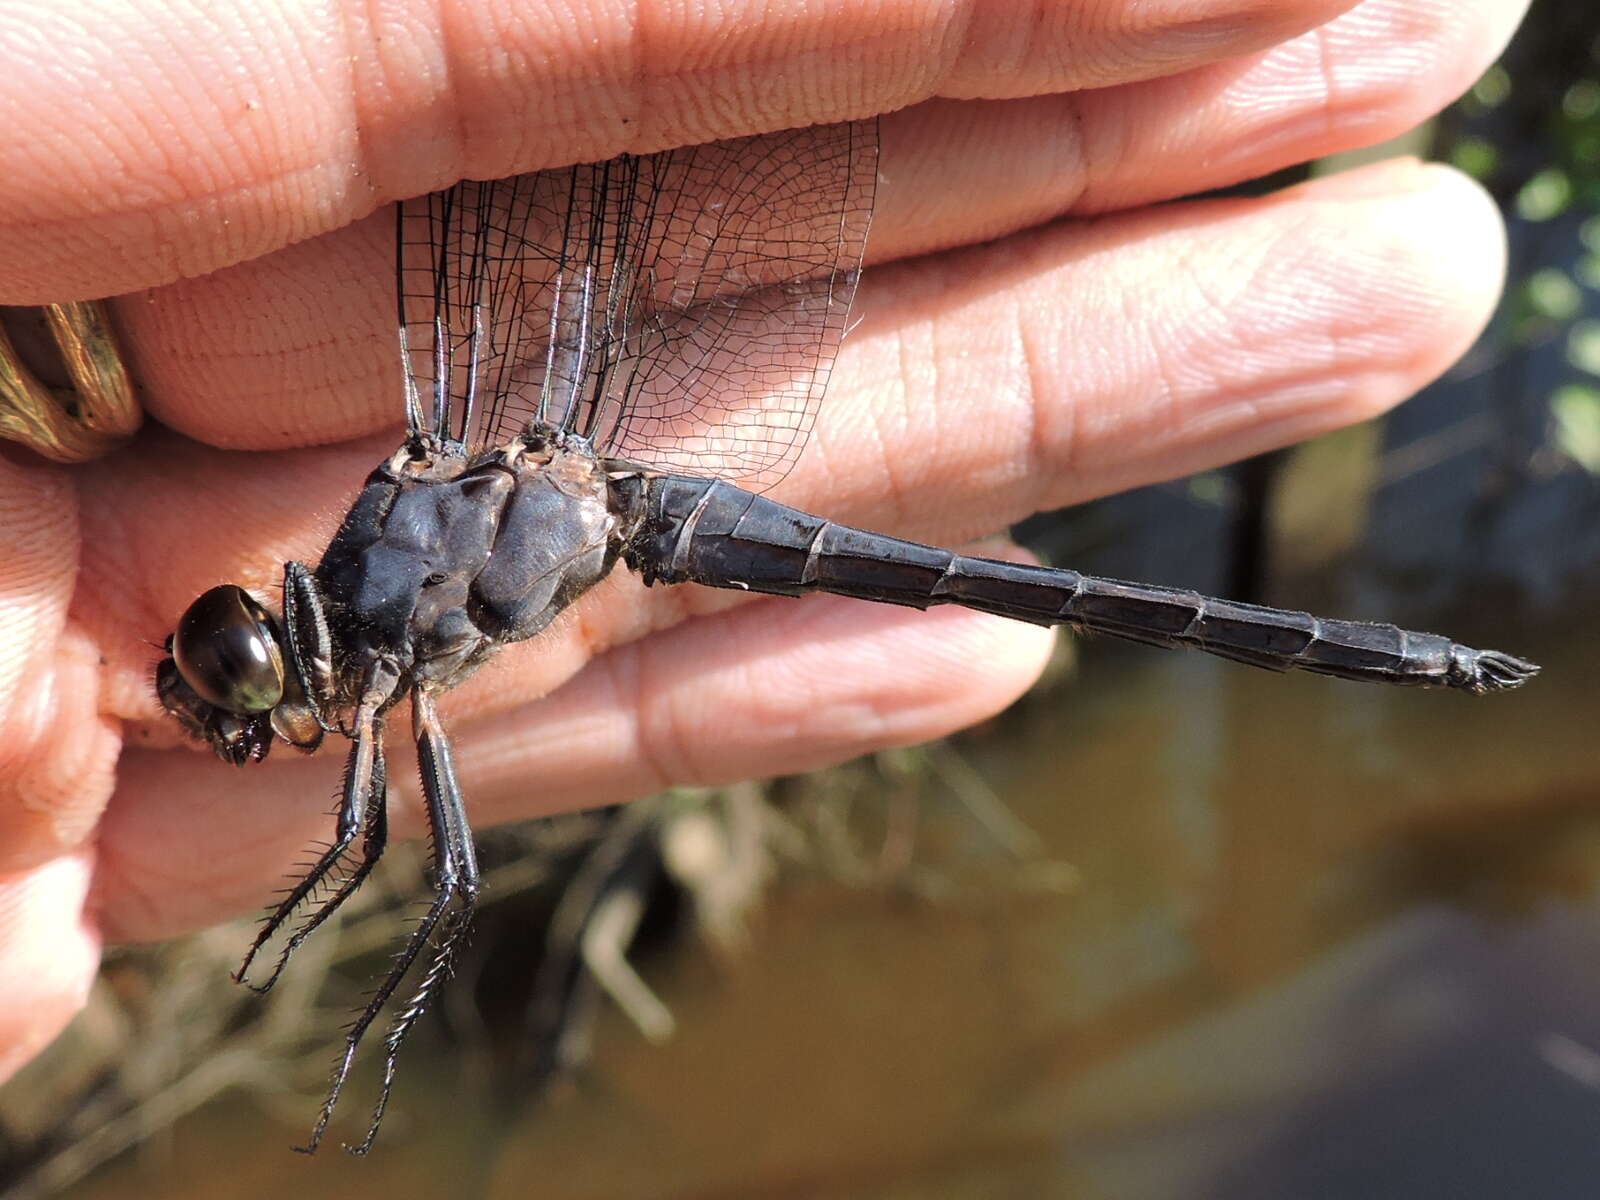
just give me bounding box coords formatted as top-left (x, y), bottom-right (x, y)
top-left (1450, 136), bottom-right (1499, 180)
top-left (1186, 473), bottom-right (1225, 507)
top-left (1567, 320), bottom-right (1600, 375)
top-left (1582, 215), bottom-right (1600, 254)
top-left (1565, 78), bottom-right (1600, 121)
top-left (1552, 384), bottom-right (1600, 473)
top-left (1526, 268), bottom-right (1584, 320)
top-left (1469, 64), bottom-right (1512, 111)
top-left (1517, 167), bottom-right (1575, 222)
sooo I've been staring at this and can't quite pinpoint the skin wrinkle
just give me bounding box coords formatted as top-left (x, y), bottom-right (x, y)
top-left (927, 284), bottom-right (964, 524)
top-left (564, 576), bottom-right (710, 690)
top-left (143, 11), bottom-right (249, 201)
top-left (117, 214), bottom-right (399, 443)
top-left (1276, 198), bottom-right (1458, 402)
top-left (650, 602), bottom-right (908, 782)
top-left (1105, 241), bottom-right (1183, 471)
top-left (1131, 235), bottom-right (1321, 458)
top-left (1018, 0), bottom-right (1061, 82)
top-left (875, 300), bottom-right (926, 534)
top-left (1308, 4), bottom-right (1473, 140)
top-left (656, 638), bottom-right (742, 791)
top-left (1055, 89), bottom-right (1096, 214)
top-left (6, 18), bottom-right (126, 210)
top-left (1014, 288), bottom-right (1058, 522)
top-left (674, 615), bottom-right (813, 778)
top-left (344, 1), bottom-right (438, 202)
top-left (1157, 198), bottom-right (1300, 390)
top-left (1354, 0), bottom-right (1451, 57)
top-left (1158, 6), bottom-right (1331, 67)
top-left (4, 20), bottom-right (314, 290)
top-left (1062, 230), bottom-right (1139, 480)
top-left (328, 0), bottom-right (377, 216)
top-left (1256, 219), bottom-right (1351, 405)
top-left (14, 661), bottom-right (65, 823)
top-left (503, 589), bottom-right (1004, 817)
top-left (0, 591), bottom-right (59, 717)
top-left (0, 851), bottom-right (97, 1070)
top-left (1071, 5), bottom-right (1457, 215)
top-left (150, 13), bottom-right (306, 210)
top-left (628, 4), bottom-right (661, 150)
top-left (14, 166), bottom-right (319, 297)
top-left (851, 305), bottom-right (915, 534)
top-left (427, 0), bottom-right (476, 197)
top-left (598, 634), bottom-right (679, 800)
top-left (1311, 23), bottom-right (1343, 134)
top-left (0, 475), bottom-right (76, 713)
top-left (929, 0), bottom-right (983, 98)
top-left (441, 671), bottom-right (645, 818)
top-left (85, 811), bottom-right (180, 938)
top-left (23, 13), bottom-right (168, 214)
top-left (24, 640), bottom-right (116, 856)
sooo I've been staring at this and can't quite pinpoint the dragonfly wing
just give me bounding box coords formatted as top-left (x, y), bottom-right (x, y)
top-left (396, 119), bottom-right (877, 487)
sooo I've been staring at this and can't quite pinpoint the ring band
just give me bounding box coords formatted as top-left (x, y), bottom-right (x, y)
top-left (0, 301), bottom-right (141, 462)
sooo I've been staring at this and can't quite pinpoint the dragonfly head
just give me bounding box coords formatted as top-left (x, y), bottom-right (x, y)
top-left (156, 584), bottom-right (322, 764)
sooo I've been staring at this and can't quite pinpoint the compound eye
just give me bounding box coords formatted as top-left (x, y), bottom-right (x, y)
top-left (172, 585), bottom-right (286, 714)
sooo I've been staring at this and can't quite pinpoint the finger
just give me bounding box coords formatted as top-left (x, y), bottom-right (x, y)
top-left (0, 852), bottom-right (99, 1085)
top-left (107, 0), bottom-right (1525, 450)
top-left (96, 595), bottom-right (1053, 942)
top-left (0, 457), bottom-right (120, 873)
top-left (808, 158), bottom-right (1507, 545)
top-left (880, 0), bottom-right (1530, 261)
top-left (0, 0), bottom-right (1362, 301)
top-left (75, 158), bottom-right (1503, 725)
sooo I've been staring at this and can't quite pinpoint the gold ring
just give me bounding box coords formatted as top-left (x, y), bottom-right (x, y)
top-left (0, 301), bottom-right (141, 462)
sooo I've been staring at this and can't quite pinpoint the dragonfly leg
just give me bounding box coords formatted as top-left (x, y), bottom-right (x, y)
top-left (311, 687), bottom-right (479, 1157)
top-left (235, 666), bottom-right (395, 992)
top-left (280, 561), bottom-right (337, 732)
top-left (238, 741), bottom-right (389, 994)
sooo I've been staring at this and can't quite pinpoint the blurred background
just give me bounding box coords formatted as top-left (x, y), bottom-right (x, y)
top-left (4, 6), bottom-right (1599, 1198)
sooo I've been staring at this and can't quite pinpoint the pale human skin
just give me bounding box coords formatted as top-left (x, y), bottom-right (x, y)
top-left (0, 0), bottom-right (1530, 1080)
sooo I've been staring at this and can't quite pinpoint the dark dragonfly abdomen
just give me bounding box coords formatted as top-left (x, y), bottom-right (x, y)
top-left (615, 474), bottom-right (1536, 694)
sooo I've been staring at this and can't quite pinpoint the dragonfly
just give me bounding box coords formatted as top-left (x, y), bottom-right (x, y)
top-left (153, 117), bottom-right (1537, 1154)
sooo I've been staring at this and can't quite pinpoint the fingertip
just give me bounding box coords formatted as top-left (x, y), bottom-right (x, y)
top-left (0, 851), bottom-right (100, 1084)
top-left (1294, 158), bottom-right (1506, 416)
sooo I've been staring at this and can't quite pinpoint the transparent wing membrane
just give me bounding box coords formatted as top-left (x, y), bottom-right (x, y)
top-left (397, 121), bottom-right (877, 489)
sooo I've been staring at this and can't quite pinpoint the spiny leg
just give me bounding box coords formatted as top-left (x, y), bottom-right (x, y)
top-left (345, 687), bottom-right (481, 1156)
top-left (248, 742), bottom-right (390, 994)
top-left (300, 687), bottom-right (479, 1156)
top-left (234, 670), bottom-right (393, 991)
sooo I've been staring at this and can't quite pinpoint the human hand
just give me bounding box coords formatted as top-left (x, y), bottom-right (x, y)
top-left (0, 0), bottom-right (1527, 1079)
